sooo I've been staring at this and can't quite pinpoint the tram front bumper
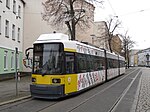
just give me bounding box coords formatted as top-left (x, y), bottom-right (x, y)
top-left (30, 84), bottom-right (65, 99)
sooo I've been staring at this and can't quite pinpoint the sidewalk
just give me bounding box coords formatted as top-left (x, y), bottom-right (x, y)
top-left (0, 76), bottom-right (31, 105)
top-left (132, 67), bottom-right (150, 112)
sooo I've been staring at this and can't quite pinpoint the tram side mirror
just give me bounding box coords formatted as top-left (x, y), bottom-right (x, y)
top-left (23, 58), bottom-right (32, 69)
top-left (23, 47), bottom-right (33, 69)
top-left (26, 52), bottom-right (29, 59)
top-left (25, 47), bottom-right (33, 59)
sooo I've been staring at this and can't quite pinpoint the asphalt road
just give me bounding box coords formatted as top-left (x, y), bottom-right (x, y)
top-left (0, 68), bottom-right (141, 112)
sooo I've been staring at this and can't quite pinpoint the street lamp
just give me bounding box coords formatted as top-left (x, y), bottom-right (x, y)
top-left (146, 53), bottom-right (149, 67)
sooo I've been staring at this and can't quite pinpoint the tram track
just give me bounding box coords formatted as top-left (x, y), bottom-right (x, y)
top-left (54, 68), bottom-right (140, 112)
top-left (0, 98), bottom-right (33, 111)
top-left (0, 68), bottom-right (140, 112)
top-left (34, 69), bottom-right (140, 112)
top-left (108, 69), bottom-right (142, 112)
top-left (0, 98), bottom-right (58, 112)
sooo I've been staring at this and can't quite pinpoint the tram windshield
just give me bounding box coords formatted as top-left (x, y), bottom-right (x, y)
top-left (33, 43), bottom-right (64, 75)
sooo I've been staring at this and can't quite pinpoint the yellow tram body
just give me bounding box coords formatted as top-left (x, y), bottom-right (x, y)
top-left (30, 33), bottom-right (125, 99)
top-left (32, 74), bottom-right (78, 94)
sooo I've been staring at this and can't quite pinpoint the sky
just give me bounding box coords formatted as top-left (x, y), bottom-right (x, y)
top-left (94, 0), bottom-right (150, 50)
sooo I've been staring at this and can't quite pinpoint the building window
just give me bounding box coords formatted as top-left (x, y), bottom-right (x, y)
top-left (18, 5), bottom-right (21, 18)
top-left (0, 16), bottom-right (1, 35)
top-left (4, 51), bottom-right (8, 70)
top-left (17, 27), bottom-right (20, 42)
top-left (5, 20), bottom-right (9, 37)
top-left (11, 52), bottom-right (14, 69)
top-left (13, 0), bottom-right (16, 14)
top-left (6, 0), bottom-right (10, 9)
top-left (12, 24), bottom-right (15, 40)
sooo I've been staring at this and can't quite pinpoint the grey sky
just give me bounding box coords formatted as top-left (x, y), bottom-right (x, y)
top-left (94, 0), bottom-right (150, 49)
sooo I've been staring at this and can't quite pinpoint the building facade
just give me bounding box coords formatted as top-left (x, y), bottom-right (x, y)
top-left (23, 0), bottom-right (68, 72)
top-left (129, 49), bottom-right (139, 66)
top-left (0, 0), bottom-right (25, 79)
top-left (137, 48), bottom-right (150, 67)
top-left (0, 0), bottom-right (113, 77)
top-left (92, 21), bottom-right (109, 50)
top-left (23, 0), bottom-right (97, 72)
top-left (111, 34), bottom-right (122, 54)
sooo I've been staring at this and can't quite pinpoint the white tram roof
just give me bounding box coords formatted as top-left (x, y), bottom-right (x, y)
top-left (34, 33), bottom-right (105, 57)
top-left (106, 51), bottom-right (118, 60)
top-left (34, 33), bottom-right (69, 43)
top-left (34, 33), bottom-right (124, 59)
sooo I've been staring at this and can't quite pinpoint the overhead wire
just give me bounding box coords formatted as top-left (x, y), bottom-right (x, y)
top-left (105, 0), bottom-right (150, 37)
top-left (106, 0), bottom-right (125, 36)
top-left (106, 0), bottom-right (117, 16)
top-left (118, 8), bottom-right (150, 17)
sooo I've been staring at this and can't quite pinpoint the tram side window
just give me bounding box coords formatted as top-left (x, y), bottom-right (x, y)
top-left (113, 60), bottom-right (117, 68)
top-left (107, 59), bottom-right (113, 69)
top-left (65, 53), bottom-right (75, 74)
top-left (94, 57), bottom-right (99, 71)
top-left (77, 54), bottom-right (87, 73)
top-left (99, 59), bottom-right (105, 70)
top-left (93, 57), bottom-right (104, 71)
top-left (107, 59), bottom-right (111, 69)
top-left (120, 61), bottom-right (125, 67)
top-left (86, 55), bottom-right (93, 72)
top-left (107, 59), bottom-right (119, 69)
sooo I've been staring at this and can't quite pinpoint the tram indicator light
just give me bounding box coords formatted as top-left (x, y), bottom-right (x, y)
top-left (52, 78), bottom-right (61, 83)
top-left (32, 78), bottom-right (36, 82)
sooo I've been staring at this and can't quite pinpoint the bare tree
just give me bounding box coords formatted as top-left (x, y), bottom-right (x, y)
top-left (42, 0), bottom-right (103, 40)
top-left (106, 17), bottom-right (121, 52)
top-left (121, 31), bottom-right (135, 68)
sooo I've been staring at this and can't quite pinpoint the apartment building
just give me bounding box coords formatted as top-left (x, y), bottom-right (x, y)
top-left (111, 34), bottom-right (122, 54)
top-left (0, 0), bottom-right (112, 77)
top-left (137, 48), bottom-right (150, 67)
top-left (22, 0), bottom-right (96, 72)
top-left (92, 21), bottom-right (109, 50)
top-left (129, 49), bottom-right (139, 66)
top-left (0, 0), bottom-right (25, 79)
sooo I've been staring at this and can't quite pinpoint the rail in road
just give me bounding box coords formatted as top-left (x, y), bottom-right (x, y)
top-left (0, 68), bottom-right (143, 112)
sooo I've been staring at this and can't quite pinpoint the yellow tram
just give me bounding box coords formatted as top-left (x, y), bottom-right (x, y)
top-left (30, 33), bottom-right (125, 99)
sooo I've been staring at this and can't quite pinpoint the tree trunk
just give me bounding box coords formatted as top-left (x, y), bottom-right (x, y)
top-left (108, 34), bottom-right (113, 53)
top-left (71, 19), bottom-right (76, 40)
top-left (108, 40), bottom-right (112, 53)
top-left (69, 0), bottom-right (76, 40)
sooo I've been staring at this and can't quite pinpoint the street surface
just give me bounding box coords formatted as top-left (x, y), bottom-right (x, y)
top-left (0, 76), bottom-right (31, 103)
top-left (0, 67), bottom-right (149, 112)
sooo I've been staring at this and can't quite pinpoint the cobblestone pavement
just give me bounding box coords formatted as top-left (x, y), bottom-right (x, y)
top-left (133, 68), bottom-right (150, 112)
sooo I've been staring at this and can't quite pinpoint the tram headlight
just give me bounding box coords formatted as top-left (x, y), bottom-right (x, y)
top-left (32, 77), bottom-right (36, 82)
top-left (52, 78), bottom-right (61, 83)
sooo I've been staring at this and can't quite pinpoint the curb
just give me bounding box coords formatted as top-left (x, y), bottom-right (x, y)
top-left (0, 95), bottom-right (31, 106)
top-left (130, 70), bottom-right (142, 112)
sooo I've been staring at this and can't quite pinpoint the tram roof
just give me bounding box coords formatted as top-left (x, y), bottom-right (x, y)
top-left (34, 33), bottom-right (124, 60)
top-left (34, 33), bottom-right (104, 51)
top-left (34, 33), bottom-right (69, 43)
